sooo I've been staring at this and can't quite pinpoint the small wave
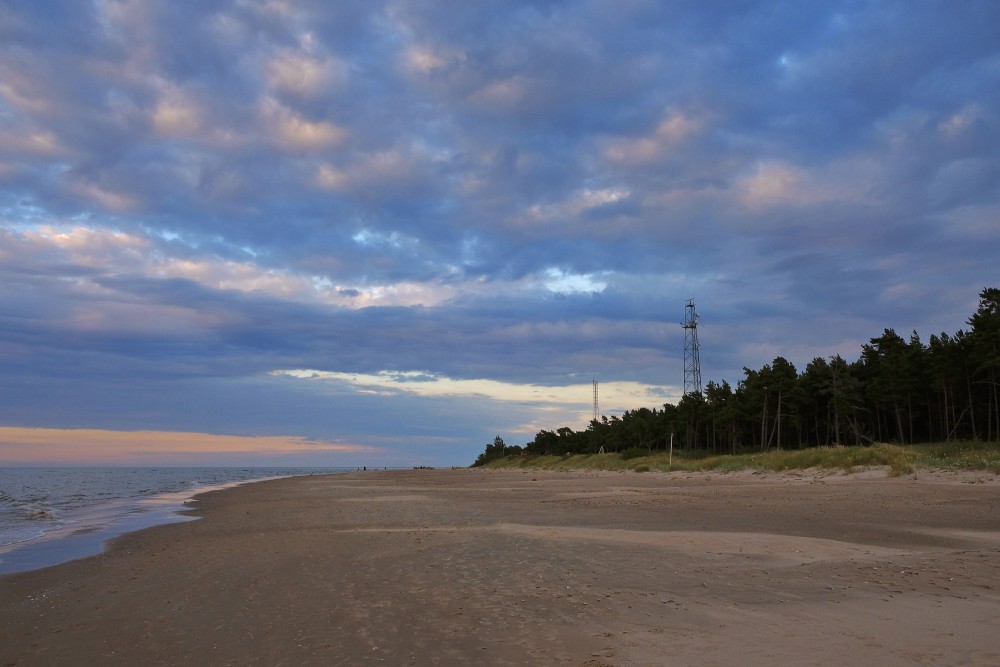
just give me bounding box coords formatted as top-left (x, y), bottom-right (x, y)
top-left (18, 504), bottom-right (61, 522)
top-left (0, 524), bottom-right (48, 550)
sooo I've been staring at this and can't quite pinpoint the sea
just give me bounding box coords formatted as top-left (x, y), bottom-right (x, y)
top-left (0, 467), bottom-right (349, 575)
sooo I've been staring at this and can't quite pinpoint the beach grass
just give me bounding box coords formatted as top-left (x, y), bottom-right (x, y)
top-left (484, 441), bottom-right (1000, 476)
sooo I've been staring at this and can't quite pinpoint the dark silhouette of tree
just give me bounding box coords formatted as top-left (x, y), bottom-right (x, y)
top-left (968, 288), bottom-right (1000, 440)
top-left (472, 435), bottom-right (518, 467)
top-left (705, 380), bottom-right (737, 453)
top-left (762, 357), bottom-right (798, 450)
top-left (861, 329), bottom-right (911, 443)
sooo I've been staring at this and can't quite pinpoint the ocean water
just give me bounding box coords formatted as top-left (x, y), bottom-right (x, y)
top-left (0, 467), bottom-right (348, 574)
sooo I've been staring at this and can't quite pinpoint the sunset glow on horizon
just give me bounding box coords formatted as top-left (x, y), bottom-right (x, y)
top-left (0, 428), bottom-right (377, 467)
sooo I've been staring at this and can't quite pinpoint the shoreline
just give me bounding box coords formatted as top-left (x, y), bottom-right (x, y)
top-left (2, 468), bottom-right (999, 665)
top-left (0, 470), bottom-right (342, 575)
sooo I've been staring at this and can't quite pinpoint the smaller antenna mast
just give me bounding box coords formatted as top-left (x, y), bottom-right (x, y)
top-left (593, 379), bottom-right (600, 422)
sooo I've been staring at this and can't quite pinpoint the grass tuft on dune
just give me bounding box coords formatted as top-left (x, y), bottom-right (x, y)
top-left (484, 441), bottom-right (1000, 476)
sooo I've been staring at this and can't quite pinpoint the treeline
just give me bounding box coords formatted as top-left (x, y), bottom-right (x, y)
top-left (479, 287), bottom-right (999, 463)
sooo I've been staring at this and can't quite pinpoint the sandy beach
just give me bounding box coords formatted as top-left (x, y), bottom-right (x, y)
top-left (2, 468), bottom-right (999, 666)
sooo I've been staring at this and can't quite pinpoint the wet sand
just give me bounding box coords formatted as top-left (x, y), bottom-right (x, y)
top-left (2, 468), bottom-right (999, 666)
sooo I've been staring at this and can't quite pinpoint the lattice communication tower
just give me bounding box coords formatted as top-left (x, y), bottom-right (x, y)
top-left (682, 299), bottom-right (702, 396)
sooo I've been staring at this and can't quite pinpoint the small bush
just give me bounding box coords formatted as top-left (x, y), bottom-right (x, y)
top-left (620, 447), bottom-right (648, 460)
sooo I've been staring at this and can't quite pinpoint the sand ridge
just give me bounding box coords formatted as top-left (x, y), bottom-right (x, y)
top-left (1, 468), bottom-right (999, 665)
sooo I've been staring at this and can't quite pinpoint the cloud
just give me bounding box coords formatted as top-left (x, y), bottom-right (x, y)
top-left (275, 369), bottom-right (677, 410)
top-left (266, 49), bottom-right (345, 99)
top-left (602, 109), bottom-right (708, 166)
top-left (261, 98), bottom-right (347, 151)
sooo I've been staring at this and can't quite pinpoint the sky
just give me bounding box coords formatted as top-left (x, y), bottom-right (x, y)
top-left (1, 1), bottom-right (998, 467)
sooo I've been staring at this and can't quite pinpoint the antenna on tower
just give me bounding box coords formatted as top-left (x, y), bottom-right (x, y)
top-left (682, 299), bottom-right (702, 396)
top-left (592, 379), bottom-right (600, 422)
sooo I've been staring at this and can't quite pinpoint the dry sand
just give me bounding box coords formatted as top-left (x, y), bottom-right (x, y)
top-left (2, 468), bottom-right (999, 666)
